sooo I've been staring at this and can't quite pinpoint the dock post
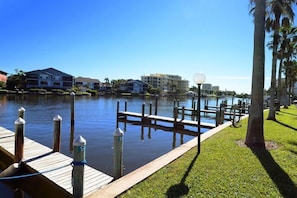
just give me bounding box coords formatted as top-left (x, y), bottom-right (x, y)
top-left (124, 100), bottom-right (127, 111)
top-left (142, 102), bottom-right (145, 118)
top-left (70, 92), bottom-right (75, 152)
top-left (72, 135), bottom-right (86, 198)
top-left (18, 107), bottom-right (25, 119)
top-left (182, 106), bottom-right (185, 120)
top-left (205, 99), bottom-right (208, 110)
top-left (216, 96), bottom-right (219, 107)
top-left (116, 100), bottom-right (120, 128)
top-left (173, 107), bottom-right (178, 127)
top-left (215, 110), bottom-right (219, 126)
top-left (113, 128), bottom-right (124, 180)
top-left (15, 117), bottom-right (25, 162)
top-left (53, 115), bottom-right (62, 152)
top-left (149, 102), bottom-right (152, 115)
top-left (154, 94), bottom-right (158, 115)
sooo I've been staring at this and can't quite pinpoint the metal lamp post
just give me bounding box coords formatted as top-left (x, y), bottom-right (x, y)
top-left (193, 73), bottom-right (206, 154)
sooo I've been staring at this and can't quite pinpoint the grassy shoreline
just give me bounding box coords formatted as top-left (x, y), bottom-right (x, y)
top-left (120, 106), bottom-right (297, 197)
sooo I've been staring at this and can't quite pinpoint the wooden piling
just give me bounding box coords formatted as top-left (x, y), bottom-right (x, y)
top-left (204, 99), bottom-right (208, 110)
top-left (154, 94), bottom-right (158, 117)
top-left (53, 115), bottom-right (62, 152)
top-left (141, 102), bottom-right (145, 118)
top-left (72, 135), bottom-right (86, 198)
top-left (116, 101), bottom-right (120, 128)
top-left (124, 100), bottom-right (127, 111)
top-left (18, 107), bottom-right (25, 119)
top-left (14, 117), bottom-right (25, 162)
top-left (181, 106), bottom-right (185, 120)
top-left (113, 128), bottom-right (124, 180)
top-left (70, 92), bottom-right (75, 152)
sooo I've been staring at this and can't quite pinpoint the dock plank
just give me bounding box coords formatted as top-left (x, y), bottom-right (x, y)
top-left (0, 126), bottom-right (113, 197)
top-left (119, 111), bottom-right (216, 129)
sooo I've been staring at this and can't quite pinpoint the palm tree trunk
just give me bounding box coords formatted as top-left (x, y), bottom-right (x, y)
top-left (267, 22), bottom-right (279, 120)
top-left (276, 59), bottom-right (283, 111)
top-left (245, 0), bottom-right (265, 148)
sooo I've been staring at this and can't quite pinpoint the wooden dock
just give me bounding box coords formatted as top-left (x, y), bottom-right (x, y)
top-left (0, 126), bottom-right (113, 197)
top-left (178, 107), bottom-right (247, 117)
top-left (118, 111), bottom-right (216, 129)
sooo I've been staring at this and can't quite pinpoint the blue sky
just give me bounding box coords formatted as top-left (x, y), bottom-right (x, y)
top-left (0, 0), bottom-right (276, 94)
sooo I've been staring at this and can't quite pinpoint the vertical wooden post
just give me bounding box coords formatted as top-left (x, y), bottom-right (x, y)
top-left (204, 99), bottom-right (208, 110)
top-left (124, 100), bottom-right (127, 111)
top-left (116, 100), bottom-right (120, 128)
top-left (173, 107), bottom-right (178, 127)
top-left (70, 92), bottom-right (75, 152)
top-left (18, 107), bottom-right (25, 119)
top-left (72, 135), bottom-right (86, 198)
top-left (53, 115), bottom-right (62, 152)
top-left (215, 110), bottom-right (220, 126)
top-left (181, 106), bottom-right (185, 120)
top-left (149, 102), bottom-right (152, 115)
top-left (177, 99), bottom-right (180, 107)
top-left (154, 94), bottom-right (158, 115)
top-left (15, 117), bottom-right (25, 162)
top-left (142, 102), bottom-right (145, 118)
top-left (192, 101), bottom-right (196, 116)
top-left (113, 128), bottom-right (124, 180)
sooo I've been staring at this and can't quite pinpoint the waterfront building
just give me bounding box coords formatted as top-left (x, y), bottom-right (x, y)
top-left (141, 73), bottom-right (189, 93)
top-left (75, 77), bottom-right (100, 90)
top-left (25, 67), bottom-right (74, 90)
top-left (212, 86), bottom-right (220, 91)
top-left (202, 83), bottom-right (212, 91)
top-left (0, 70), bottom-right (8, 85)
top-left (119, 79), bottom-right (149, 94)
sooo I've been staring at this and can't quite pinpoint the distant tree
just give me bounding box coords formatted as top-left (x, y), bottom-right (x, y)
top-left (6, 69), bottom-right (26, 90)
top-left (245, 0), bottom-right (266, 148)
top-left (0, 81), bottom-right (6, 88)
top-left (104, 77), bottom-right (110, 84)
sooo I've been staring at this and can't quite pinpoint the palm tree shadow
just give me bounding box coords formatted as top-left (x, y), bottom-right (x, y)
top-left (251, 147), bottom-right (297, 197)
top-left (166, 154), bottom-right (198, 198)
top-left (275, 120), bottom-right (297, 131)
top-left (280, 111), bottom-right (297, 117)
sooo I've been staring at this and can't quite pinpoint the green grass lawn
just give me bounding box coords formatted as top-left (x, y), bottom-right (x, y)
top-left (120, 105), bottom-right (297, 198)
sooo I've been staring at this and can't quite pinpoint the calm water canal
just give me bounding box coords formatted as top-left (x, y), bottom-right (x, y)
top-left (0, 94), bottom-right (242, 197)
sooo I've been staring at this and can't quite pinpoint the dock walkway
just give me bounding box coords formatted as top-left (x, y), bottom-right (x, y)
top-left (118, 111), bottom-right (216, 129)
top-left (0, 126), bottom-right (113, 197)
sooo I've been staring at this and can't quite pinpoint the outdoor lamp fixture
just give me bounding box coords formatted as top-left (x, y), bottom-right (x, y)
top-left (193, 73), bottom-right (206, 154)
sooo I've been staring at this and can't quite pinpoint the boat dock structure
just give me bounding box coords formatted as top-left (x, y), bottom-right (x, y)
top-left (0, 125), bottom-right (113, 197)
top-left (116, 100), bottom-right (247, 131)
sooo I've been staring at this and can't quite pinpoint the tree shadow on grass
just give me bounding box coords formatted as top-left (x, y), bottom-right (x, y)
top-left (287, 141), bottom-right (297, 155)
top-left (275, 120), bottom-right (297, 131)
top-left (251, 147), bottom-right (297, 197)
top-left (166, 154), bottom-right (198, 198)
top-left (280, 111), bottom-right (297, 117)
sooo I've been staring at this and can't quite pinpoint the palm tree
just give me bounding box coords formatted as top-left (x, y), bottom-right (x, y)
top-left (245, 0), bottom-right (266, 148)
top-left (265, 0), bottom-right (295, 120)
top-left (278, 21), bottom-right (297, 107)
top-left (275, 18), bottom-right (292, 109)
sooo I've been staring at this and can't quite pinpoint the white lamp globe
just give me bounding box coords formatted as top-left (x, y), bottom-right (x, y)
top-left (193, 73), bottom-right (206, 85)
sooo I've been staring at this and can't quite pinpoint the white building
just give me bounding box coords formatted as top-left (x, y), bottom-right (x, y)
top-left (202, 83), bottom-right (212, 91)
top-left (141, 73), bottom-right (189, 93)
